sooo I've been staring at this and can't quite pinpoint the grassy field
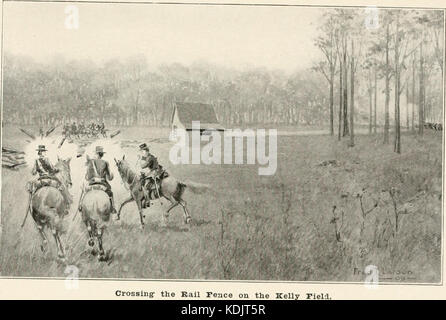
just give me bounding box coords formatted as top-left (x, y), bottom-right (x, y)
top-left (0, 125), bottom-right (442, 282)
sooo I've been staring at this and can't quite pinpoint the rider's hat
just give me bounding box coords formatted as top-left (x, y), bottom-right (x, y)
top-left (36, 145), bottom-right (47, 152)
top-left (139, 143), bottom-right (149, 152)
top-left (95, 146), bottom-right (105, 154)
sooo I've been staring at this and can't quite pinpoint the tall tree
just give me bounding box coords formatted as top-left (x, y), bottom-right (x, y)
top-left (314, 13), bottom-right (339, 136)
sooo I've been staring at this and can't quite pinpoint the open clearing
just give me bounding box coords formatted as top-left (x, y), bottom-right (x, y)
top-left (0, 126), bottom-right (442, 282)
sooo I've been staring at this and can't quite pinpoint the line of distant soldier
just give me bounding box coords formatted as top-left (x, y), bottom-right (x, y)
top-left (63, 121), bottom-right (108, 139)
top-left (423, 122), bottom-right (443, 131)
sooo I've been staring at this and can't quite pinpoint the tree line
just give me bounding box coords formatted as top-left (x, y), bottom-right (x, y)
top-left (3, 54), bottom-right (329, 128)
top-left (314, 8), bottom-right (443, 153)
top-left (2, 9), bottom-right (443, 154)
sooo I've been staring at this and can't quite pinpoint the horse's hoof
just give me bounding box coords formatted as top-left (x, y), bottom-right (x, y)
top-left (98, 252), bottom-right (107, 261)
top-left (88, 239), bottom-right (95, 247)
top-left (185, 217), bottom-right (192, 224)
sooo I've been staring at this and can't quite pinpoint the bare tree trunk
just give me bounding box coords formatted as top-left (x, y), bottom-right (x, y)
top-left (368, 68), bottom-right (373, 134)
top-left (343, 38), bottom-right (349, 137)
top-left (394, 15), bottom-right (401, 154)
top-left (349, 40), bottom-right (355, 147)
top-left (338, 60), bottom-right (343, 141)
top-left (419, 41), bottom-right (424, 136)
top-left (329, 72), bottom-right (334, 136)
top-left (374, 67), bottom-right (378, 134)
top-left (384, 23), bottom-right (390, 144)
top-left (406, 80), bottom-right (410, 129)
top-left (412, 53), bottom-right (416, 132)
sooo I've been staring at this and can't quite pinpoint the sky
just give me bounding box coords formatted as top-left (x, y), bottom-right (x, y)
top-left (3, 2), bottom-right (325, 72)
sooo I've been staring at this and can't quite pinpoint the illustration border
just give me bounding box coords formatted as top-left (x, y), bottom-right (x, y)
top-left (0, 0), bottom-right (444, 287)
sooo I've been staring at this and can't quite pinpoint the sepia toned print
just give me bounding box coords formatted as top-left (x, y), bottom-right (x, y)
top-left (0, 1), bottom-right (443, 284)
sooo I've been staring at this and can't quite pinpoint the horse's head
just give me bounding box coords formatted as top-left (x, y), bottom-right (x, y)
top-left (114, 154), bottom-right (125, 172)
top-left (55, 157), bottom-right (72, 188)
top-left (114, 155), bottom-right (133, 185)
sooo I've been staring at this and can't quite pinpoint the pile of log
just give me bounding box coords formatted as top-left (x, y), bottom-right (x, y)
top-left (2, 146), bottom-right (26, 170)
top-left (424, 122), bottom-right (443, 131)
top-left (110, 130), bottom-right (121, 139)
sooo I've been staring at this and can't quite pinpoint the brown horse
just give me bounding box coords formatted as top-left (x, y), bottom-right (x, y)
top-left (79, 183), bottom-right (113, 261)
top-left (31, 158), bottom-right (72, 260)
top-left (114, 155), bottom-right (209, 228)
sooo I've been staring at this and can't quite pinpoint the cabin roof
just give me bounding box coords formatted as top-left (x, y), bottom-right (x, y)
top-left (173, 102), bottom-right (220, 125)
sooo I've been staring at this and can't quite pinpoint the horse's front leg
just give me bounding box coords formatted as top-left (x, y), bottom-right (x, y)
top-left (117, 196), bottom-right (134, 221)
top-left (136, 198), bottom-right (145, 228)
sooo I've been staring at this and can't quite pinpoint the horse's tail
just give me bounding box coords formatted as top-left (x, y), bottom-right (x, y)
top-left (182, 180), bottom-right (210, 194)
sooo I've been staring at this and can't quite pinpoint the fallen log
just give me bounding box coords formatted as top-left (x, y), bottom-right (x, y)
top-left (45, 126), bottom-right (57, 137)
top-left (2, 161), bottom-right (26, 169)
top-left (2, 146), bottom-right (25, 154)
top-left (3, 154), bottom-right (24, 162)
top-left (58, 137), bottom-right (66, 149)
top-left (19, 128), bottom-right (36, 140)
top-left (110, 130), bottom-right (121, 139)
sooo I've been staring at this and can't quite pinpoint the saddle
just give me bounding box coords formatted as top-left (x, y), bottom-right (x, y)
top-left (86, 178), bottom-right (110, 193)
top-left (85, 184), bottom-right (109, 193)
top-left (141, 171), bottom-right (168, 205)
top-left (28, 176), bottom-right (62, 194)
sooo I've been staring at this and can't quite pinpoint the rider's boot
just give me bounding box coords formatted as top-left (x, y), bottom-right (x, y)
top-left (145, 181), bottom-right (151, 208)
top-left (110, 196), bottom-right (117, 214)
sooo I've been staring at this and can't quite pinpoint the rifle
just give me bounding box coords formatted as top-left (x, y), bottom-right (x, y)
top-left (21, 199), bottom-right (32, 228)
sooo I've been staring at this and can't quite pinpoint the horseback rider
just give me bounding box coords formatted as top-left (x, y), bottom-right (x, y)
top-left (79, 146), bottom-right (117, 214)
top-left (100, 122), bottom-right (106, 137)
top-left (63, 123), bottom-right (70, 138)
top-left (78, 121), bottom-right (85, 136)
top-left (71, 122), bottom-right (78, 137)
top-left (31, 145), bottom-right (60, 182)
top-left (27, 145), bottom-right (68, 215)
top-left (137, 143), bottom-right (166, 207)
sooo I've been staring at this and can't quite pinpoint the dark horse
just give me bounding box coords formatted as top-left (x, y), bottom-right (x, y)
top-left (114, 156), bottom-right (209, 228)
top-left (31, 158), bottom-right (72, 260)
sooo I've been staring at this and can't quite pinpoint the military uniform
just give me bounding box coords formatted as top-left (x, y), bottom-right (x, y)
top-left (138, 143), bottom-right (166, 207)
top-left (85, 158), bottom-right (113, 195)
top-left (26, 145), bottom-right (68, 216)
top-left (79, 146), bottom-right (116, 213)
top-left (32, 155), bottom-right (59, 179)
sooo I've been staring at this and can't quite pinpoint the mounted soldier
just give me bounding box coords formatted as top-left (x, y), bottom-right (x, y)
top-left (78, 121), bottom-right (86, 137)
top-left (78, 146), bottom-right (116, 214)
top-left (137, 143), bottom-right (168, 208)
top-left (26, 145), bottom-right (71, 216)
top-left (23, 145), bottom-right (73, 260)
top-left (71, 122), bottom-right (78, 137)
top-left (63, 123), bottom-right (70, 138)
top-left (99, 122), bottom-right (107, 137)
